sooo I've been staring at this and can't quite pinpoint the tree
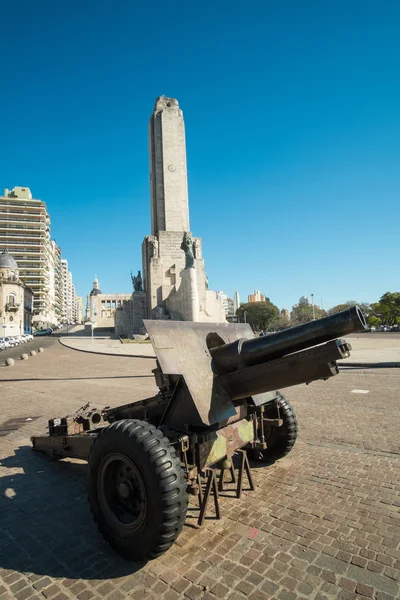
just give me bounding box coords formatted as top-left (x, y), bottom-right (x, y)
top-left (236, 301), bottom-right (280, 332)
top-left (327, 301), bottom-right (357, 315)
top-left (372, 292), bottom-right (400, 325)
top-left (358, 303), bottom-right (372, 318)
top-left (327, 301), bottom-right (372, 318)
top-left (291, 304), bottom-right (327, 325)
top-left (367, 315), bottom-right (382, 328)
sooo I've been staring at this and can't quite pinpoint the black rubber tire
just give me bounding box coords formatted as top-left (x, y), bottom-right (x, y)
top-left (248, 395), bottom-right (298, 462)
top-left (87, 419), bottom-right (188, 561)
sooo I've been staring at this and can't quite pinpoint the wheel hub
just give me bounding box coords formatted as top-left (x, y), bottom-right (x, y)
top-left (98, 453), bottom-right (147, 531)
top-left (118, 481), bottom-right (133, 500)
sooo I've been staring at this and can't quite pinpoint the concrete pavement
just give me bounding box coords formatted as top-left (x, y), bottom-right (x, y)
top-left (57, 328), bottom-right (400, 367)
top-left (58, 326), bottom-right (156, 358)
top-left (0, 341), bottom-right (399, 599)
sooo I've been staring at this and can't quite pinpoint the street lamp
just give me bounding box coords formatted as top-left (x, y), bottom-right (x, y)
top-left (244, 311), bottom-right (247, 324)
top-left (310, 294), bottom-right (316, 320)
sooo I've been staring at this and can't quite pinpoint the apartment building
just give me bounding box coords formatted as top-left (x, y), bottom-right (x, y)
top-left (248, 289), bottom-right (266, 303)
top-left (61, 258), bottom-right (78, 323)
top-left (0, 187), bottom-right (58, 326)
top-left (0, 187), bottom-right (80, 328)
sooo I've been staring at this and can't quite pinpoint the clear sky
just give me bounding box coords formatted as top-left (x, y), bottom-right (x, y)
top-left (1, 0), bottom-right (399, 310)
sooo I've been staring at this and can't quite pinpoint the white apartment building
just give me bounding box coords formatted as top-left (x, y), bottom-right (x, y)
top-left (76, 296), bottom-right (83, 324)
top-left (0, 186), bottom-right (57, 327)
top-left (61, 258), bottom-right (78, 323)
top-left (216, 291), bottom-right (230, 316)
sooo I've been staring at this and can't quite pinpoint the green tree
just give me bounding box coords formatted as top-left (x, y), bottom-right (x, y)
top-left (372, 292), bottom-right (400, 325)
top-left (291, 304), bottom-right (327, 325)
top-left (327, 301), bottom-right (357, 315)
top-left (327, 301), bottom-right (371, 318)
top-left (367, 315), bottom-right (382, 328)
top-left (236, 301), bottom-right (280, 332)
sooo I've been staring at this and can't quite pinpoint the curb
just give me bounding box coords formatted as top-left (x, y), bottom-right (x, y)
top-left (339, 362), bottom-right (400, 369)
top-left (58, 338), bottom-right (155, 360)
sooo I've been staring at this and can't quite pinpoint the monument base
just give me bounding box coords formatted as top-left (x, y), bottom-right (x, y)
top-left (166, 267), bottom-right (199, 321)
top-left (132, 291), bottom-right (147, 334)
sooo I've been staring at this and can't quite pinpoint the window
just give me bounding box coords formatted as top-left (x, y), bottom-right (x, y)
top-left (7, 294), bottom-right (16, 306)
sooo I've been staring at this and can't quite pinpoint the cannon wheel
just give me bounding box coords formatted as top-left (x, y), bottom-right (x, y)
top-left (249, 395), bottom-right (298, 462)
top-left (87, 419), bottom-right (188, 561)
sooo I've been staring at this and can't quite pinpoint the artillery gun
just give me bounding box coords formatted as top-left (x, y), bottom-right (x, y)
top-left (31, 306), bottom-right (366, 561)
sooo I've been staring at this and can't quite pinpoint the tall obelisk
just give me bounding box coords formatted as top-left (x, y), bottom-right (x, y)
top-left (149, 96), bottom-right (190, 234)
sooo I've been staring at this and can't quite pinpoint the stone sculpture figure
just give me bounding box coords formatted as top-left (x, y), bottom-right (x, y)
top-left (180, 232), bottom-right (195, 269)
top-left (150, 237), bottom-right (159, 258)
top-left (131, 270), bottom-right (143, 292)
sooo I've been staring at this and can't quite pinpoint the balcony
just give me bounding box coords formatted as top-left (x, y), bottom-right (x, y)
top-left (5, 302), bottom-right (21, 312)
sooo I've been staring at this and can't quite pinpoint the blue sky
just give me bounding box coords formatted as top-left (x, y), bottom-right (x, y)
top-left (1, 0), bottom-right (399, 310)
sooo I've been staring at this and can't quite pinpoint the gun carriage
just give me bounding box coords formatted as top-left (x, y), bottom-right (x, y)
top-left (31, 306), bottom-right (366, 561)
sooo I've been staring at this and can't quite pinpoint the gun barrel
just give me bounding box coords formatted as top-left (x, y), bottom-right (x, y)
top-left (211, 305), bottom-right (367, 374)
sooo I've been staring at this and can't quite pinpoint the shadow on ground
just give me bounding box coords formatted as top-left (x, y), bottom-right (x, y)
top-left (0, 446), bottom-right (143, 579)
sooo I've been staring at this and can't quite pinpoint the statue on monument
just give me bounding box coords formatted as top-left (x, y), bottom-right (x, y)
top-left (131, 270), bottom-right (143, 292)
top-left (150, 236), bottom-right (159, 258)
top-left (180, 232), bottom-right (195, 269)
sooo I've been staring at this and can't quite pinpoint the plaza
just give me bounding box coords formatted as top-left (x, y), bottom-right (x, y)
top-left (0, 334), bottom-right (399, 599)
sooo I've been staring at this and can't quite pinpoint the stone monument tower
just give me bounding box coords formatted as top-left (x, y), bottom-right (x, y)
top-left (149, 96), bottom-right (190, 234)
top-left (139, 96), bottom-right (225, 326)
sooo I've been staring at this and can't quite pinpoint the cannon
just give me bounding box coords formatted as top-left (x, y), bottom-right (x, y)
top-left (31, 306), bottom-right (366, 561)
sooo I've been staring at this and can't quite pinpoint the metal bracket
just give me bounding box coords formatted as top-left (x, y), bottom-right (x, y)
top-left (263, 418), bottom-right (283, 427)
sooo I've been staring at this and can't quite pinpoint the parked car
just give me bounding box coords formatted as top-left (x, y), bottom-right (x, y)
top-left (3, 336), bottom-right (19, 347)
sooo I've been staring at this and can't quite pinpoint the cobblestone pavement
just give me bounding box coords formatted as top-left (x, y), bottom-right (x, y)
top-left (0, 342), bottom-right (399, 600)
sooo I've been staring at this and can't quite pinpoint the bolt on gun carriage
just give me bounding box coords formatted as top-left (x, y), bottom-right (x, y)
top-left (31, 306), bottom-right (367, 561)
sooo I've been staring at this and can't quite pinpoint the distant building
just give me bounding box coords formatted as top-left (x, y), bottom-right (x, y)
top-left (299, 296), bottom-right (310, 305)
top-left (0, 186), bottom-right (56, 326)
top-left (216, 291), bottom-right (232, 317)
top-left (248, 290), bottom-right (265, 303)
top-left (0, 249), bottom-right (33, 335)
top-left (233, 291), bottom-right (240, 313)
top-left (227, 297), bottom-right (234, 317)
top-left (61, 259), bottom-right (78, 323)
top-left (76, 296), bottom-right (84, 324)
top-left (281, 308), bottom-right (290, 321)
top-left (86, 277), bottom-right (131, 328)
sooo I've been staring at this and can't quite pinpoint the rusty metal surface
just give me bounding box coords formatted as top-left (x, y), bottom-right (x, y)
top-left (197, 418), bottom-right (254, 470)
top-left (31, 433), bottom-right (95, 460)
top-left (143, 320), bottom-right (275, 426)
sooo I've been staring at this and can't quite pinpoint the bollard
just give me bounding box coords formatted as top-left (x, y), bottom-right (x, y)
top-left (21, 353), bottom-right (29, 360)
top-left (30, 350), bottom-right (37, 356)
top-left (5, 358), bottom-right (14, 367)
top-left (38, 347), bottom-right (44, 353)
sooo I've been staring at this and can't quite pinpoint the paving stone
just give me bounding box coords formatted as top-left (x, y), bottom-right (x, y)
top-left (0, 344), bottom-right (399, 600)
top-left (356, 582), bottom-right (374, 597)
top-left (347, 564), bottom-right (399, 596)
